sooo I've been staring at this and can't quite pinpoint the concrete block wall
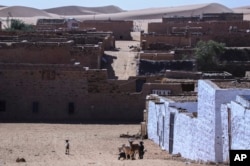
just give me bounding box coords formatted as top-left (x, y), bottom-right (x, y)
top-left (146, 94), bottom-right (198, 154)
top-left (173, 111), bottom-right (197, 160)
top-left (215, 89), bottom-right (250, 162)
top-left (220, 103), bottom-right (230, 162)
top-left (147, 100), bottom-right (159, 144)
top-left (231, 100), bottom-right (250, 150)
top-left (147, 80), bottom-right (250, 163)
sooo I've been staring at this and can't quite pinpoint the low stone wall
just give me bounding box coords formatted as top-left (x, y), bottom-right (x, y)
top-left (140, 53), bottom-right (175, 61)
top-left (139, 59), bottom-right (194, 75)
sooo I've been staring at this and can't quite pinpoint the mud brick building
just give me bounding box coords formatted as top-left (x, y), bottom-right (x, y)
top-left (80, 20), bottom-right (133, 40)
top-left (0, 41), bottom-right (103, 69)
top-left (0, 64), bottom-right (141, 122)
top-left (0, 30), bottom-right (202, 123)
top-left (0, 63), bottom-right (198, 122)
top-left (36, 18), bottom-right (80, 31)
top-left (142, 13), bottom-right (250, 49)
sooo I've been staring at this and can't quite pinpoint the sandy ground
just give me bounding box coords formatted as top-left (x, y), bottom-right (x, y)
top-left (104, 40), bottom-right (140, 80)
top-left (0, 123), bottom-right (210, 166)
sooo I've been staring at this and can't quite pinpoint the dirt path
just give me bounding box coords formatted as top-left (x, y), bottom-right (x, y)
top-left (104, 40), bottom-right (140, 80)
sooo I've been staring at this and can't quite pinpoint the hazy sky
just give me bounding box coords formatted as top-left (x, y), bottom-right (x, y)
top-left (0, 0), bottom-right (249, 10)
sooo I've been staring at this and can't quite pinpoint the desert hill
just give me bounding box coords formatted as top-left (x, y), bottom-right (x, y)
top-left (0, 3), bottom-right (234, 19)
top-left (0, 6), bottom-right (53, 17)
top-left (0, 3), bottom-right (249, 26)
top-left (233, 6), bottom-right (250, 20)
top-left (233, 6), bottom-right (250, 13)
top-left (44, 5), bottom-right (125, 16)
top-left (70, 3), bottom-right (233, 20)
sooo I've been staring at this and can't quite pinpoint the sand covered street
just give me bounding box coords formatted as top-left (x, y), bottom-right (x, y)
top-left (0, 123), bottom-right (209, 166)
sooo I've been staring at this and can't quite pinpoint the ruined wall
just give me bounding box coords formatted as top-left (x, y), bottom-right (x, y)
top-left (80, 20), bottom-right (133, 40)
top-left (0, 42), bottom-right (103, 69)
top-left (0, 64), bottom-right (144, 122)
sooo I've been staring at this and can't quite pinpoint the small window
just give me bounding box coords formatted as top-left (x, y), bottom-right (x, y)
top-left (0, 100), bottom-right (6, 112)
top-left (32, 102), bottom-right (39, 113)
top-left (68, 102), bottom-right (75, 114)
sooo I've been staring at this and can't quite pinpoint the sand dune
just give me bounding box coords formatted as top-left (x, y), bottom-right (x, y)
top-left (0, 3), bottom-right (249, 27)
top-left (59, 3), bottom-right (234, 20)
top-left (44, 5), bottom-right (125, 16)
top-left (0, 3), bottom-right (233, 19)
top-left (233, 6), bottom-right (250, 14)
top-left (232, 6), bottom-right (250, 20)
top-left (0, 6), bottom-right (53, 17)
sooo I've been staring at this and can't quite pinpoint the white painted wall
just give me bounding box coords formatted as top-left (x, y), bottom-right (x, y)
top-left (231, 98), bottom-right (250, 150)
top-left (172, 111), bottom-right (198, 160)
top-left (147, 80), bottom-right (250, 163)
top-left (220, 103), bottom-right (230, 162)
top-left (196, 80), bottom-right (218, 162)
top-left (215, 90), bottom-right (250, 162)
top-left (147, 100), bottom-right (159, 145)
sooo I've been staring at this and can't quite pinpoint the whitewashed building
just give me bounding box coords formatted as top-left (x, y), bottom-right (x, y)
top-left (146, 79), bottom-right (250, 163)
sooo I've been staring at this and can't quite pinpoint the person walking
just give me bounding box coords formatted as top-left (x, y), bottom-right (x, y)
top-left (65, 140), bottom-right (70, 155)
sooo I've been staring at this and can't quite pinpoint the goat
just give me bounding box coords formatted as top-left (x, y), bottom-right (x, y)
top-left (118, 146), bottom-right (127, 160)
top-left (121, 144), bottom-right (134, 160)
top-left (128, 139), bottom-right (140, 159)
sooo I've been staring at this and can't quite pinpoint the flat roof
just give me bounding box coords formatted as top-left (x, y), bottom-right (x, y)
top-left (212, 80), bottom-right (250, 89)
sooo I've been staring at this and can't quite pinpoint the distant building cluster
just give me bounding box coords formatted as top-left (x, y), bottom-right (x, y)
top-left (36, 18), bottom-right (133, 40)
